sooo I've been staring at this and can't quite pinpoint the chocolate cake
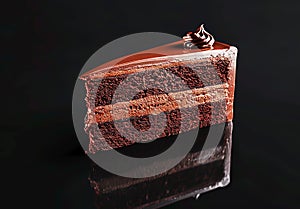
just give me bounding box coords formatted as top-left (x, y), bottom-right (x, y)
top-left (80, 24), bottom-right (238, 208)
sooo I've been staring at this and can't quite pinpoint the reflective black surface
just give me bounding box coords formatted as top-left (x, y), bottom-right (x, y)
top-left (2, 0), bottom-right (300, 208)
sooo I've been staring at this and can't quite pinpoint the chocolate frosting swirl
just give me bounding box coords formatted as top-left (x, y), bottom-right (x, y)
top-left (183, 24), bottom-right (215, 49)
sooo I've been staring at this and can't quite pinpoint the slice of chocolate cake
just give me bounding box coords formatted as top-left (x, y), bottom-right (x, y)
top-left (80, 24), bottom-right (238, 208)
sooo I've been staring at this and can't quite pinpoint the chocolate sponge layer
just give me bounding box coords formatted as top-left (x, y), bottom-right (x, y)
top-left (94, 58), bottom-right (230, 107)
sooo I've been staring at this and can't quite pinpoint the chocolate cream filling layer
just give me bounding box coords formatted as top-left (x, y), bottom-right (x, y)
top-left (92, 83), bottom-right (229, 123)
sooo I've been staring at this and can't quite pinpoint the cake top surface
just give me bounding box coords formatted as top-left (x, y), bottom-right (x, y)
top-left (80, 40), bottom-right (230, 79)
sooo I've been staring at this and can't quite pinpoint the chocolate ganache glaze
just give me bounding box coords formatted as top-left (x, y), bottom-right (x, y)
top-left (183, 24), bottom-right (215, 49)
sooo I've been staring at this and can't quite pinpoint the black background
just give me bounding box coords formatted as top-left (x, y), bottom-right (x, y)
top-left (2, 0), bottom-right (300, 208)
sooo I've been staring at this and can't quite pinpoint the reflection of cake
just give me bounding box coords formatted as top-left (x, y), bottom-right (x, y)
top-left (89, 122), bottom-right (232, 209)
top-left (81, 24), bottom-right (238, 208)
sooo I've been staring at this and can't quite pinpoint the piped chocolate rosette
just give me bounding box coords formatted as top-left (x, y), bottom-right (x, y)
top-left (183, 24), bottom-right (215, 49)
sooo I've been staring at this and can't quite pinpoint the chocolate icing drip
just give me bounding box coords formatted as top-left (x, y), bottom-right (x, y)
top-left (183, 24), bottom-right (215, 49)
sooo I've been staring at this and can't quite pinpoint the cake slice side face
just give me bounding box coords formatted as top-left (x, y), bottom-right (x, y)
top-left (81, 42), bottom-right (237, 153)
